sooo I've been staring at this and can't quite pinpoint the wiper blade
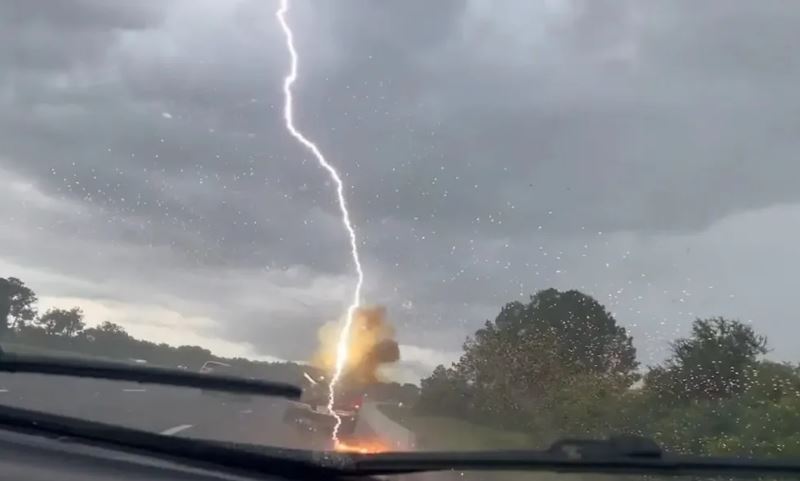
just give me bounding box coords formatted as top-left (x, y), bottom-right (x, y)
top-left (0, 353), bottom-right (301, 399)
top-left (4, 404), bottom-right (796, 481)
top-left (350, 436), bottom-right (800, 478)
top-left (0, 403), bottom-right (355, 480)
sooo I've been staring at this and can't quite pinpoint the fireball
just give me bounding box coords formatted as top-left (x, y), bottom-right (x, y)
top-left (313, 305), bottom-right (400, 385)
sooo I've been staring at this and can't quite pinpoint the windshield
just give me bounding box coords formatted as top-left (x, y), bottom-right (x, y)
top-left (2, 0), bottom-right (800, 470)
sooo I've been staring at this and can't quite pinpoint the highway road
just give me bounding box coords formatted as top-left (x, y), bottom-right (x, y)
top-left (0, 372), bottom-right (325, 450)
top-left (0, 374), bottom-right (473, 481)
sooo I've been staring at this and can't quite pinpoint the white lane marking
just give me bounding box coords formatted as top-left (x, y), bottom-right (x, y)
top-left (122, 388), bottom-right (147, 392)
top-left (160, 424), bottom-right (193, 436)
top-left (0, 389), bottom-right (8, 393)
top-left (240, 409), bottom-right (253, 414)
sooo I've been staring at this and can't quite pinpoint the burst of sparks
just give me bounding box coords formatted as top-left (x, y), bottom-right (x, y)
top-left (276, 0), bottom-right (364, 443)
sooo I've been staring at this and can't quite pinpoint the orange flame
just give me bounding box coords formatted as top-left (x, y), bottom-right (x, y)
top-left (335, 440), bottom-right (389, 454)
top-left (312, 306), bottom-right (400, 385)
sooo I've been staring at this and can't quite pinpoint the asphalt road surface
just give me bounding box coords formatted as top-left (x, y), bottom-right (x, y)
top-left (0, 372), bottom-right (327, 450)
top-left (0, 375), bottom-right (495, 481)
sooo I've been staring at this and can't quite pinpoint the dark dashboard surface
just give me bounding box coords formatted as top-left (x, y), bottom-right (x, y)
top-left (0, 428), bottom-right (266, 481)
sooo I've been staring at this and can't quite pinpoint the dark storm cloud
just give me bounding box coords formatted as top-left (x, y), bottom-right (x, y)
top-left (2, 0), bottom-right (162, 29)
top-left (333, 0), bottom-right (800, 236)
top-left (3, 0), bottom-right (800, 367)
top-left (0, 0), bottom-right (166, 71)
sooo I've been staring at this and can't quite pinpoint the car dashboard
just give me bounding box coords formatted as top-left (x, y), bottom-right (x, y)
top-left (0, 427), bottom-right (285, 481)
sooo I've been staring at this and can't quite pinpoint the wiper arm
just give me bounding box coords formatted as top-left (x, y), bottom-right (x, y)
top-left (0, 403), bottom-right (356, 480)
top-left (0, 353), bottom-right (301, 399)
top-left (350, 436), bottom-right (800, 478)
top-left (3, 402), bottom-right (797, 481)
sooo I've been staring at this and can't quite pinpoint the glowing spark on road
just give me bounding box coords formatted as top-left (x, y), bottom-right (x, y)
top-left (276, 0), bottom-right (364, 444)
top-left (335, 440), bottom-right (389, 454)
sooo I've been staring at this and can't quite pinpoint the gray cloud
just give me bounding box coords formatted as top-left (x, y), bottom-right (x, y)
top-left (2, 0), bottom-right (800, 371)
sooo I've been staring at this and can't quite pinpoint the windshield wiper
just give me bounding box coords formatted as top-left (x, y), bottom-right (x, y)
top-left (350, 436), bottom-right (800, 478)
top-left (0, 403), bottom-right (356, 480)
top-left (2, 400), bottom-right (799, 480)
top-left (0, 353), bottom-right (301, 399)
top-left (0, 351), bottom-right (795, 479)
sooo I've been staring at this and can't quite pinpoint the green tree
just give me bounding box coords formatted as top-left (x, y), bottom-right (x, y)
top-left (36, 307), bottom-right (85, 337)
top-left (417, 365), bottom-right (473, 418)
top-left (741, 360), bottom-right (800, 402)
top-left (84, 321), bottom-right (129, 339)
top-left (82, 321), bottom-right (134, 356)
top-left (490, 289), bottom-right (638, 376)
top-left (174, 345), bottom-right (214, 369)
top-left (419, 289), bottom-right (638, 436)
top-left (0, 277), bottom-right (38, 336)
top-left (646, 317), bottom-right (768, 401)
top-left (633, 319), bottom-right (800, 456)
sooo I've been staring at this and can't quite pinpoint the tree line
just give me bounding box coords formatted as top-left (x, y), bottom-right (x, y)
top-left (0, 276), bottom-right (418, 400)
top-left (416, 288), bottom-right (800, 458)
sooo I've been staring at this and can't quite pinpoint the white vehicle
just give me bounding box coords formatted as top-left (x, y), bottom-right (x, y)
top-left (198, 361), bottom-right (250, 402)
top-left (198, 360), bottom-right (232, 374)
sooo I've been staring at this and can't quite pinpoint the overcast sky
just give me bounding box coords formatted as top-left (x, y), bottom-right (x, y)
top-left (3, 0), bottom-right (800, 382)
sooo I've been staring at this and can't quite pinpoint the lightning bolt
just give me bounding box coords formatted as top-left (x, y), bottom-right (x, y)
top-left (276, 0), bottom-right (364, 445)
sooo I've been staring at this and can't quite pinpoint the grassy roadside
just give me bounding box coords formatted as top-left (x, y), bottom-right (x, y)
top-left (378, 405), bottom-right (615, 481)
top-left (378, 403), bottom-right (538, 451)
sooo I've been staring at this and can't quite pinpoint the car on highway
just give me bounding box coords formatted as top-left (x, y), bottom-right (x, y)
top-left (199, 360), bottom-right (232, 374)
top-left (198, 360), bottom-right (253, 402)
top-left (283, 374), bottom-right (364, 439)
